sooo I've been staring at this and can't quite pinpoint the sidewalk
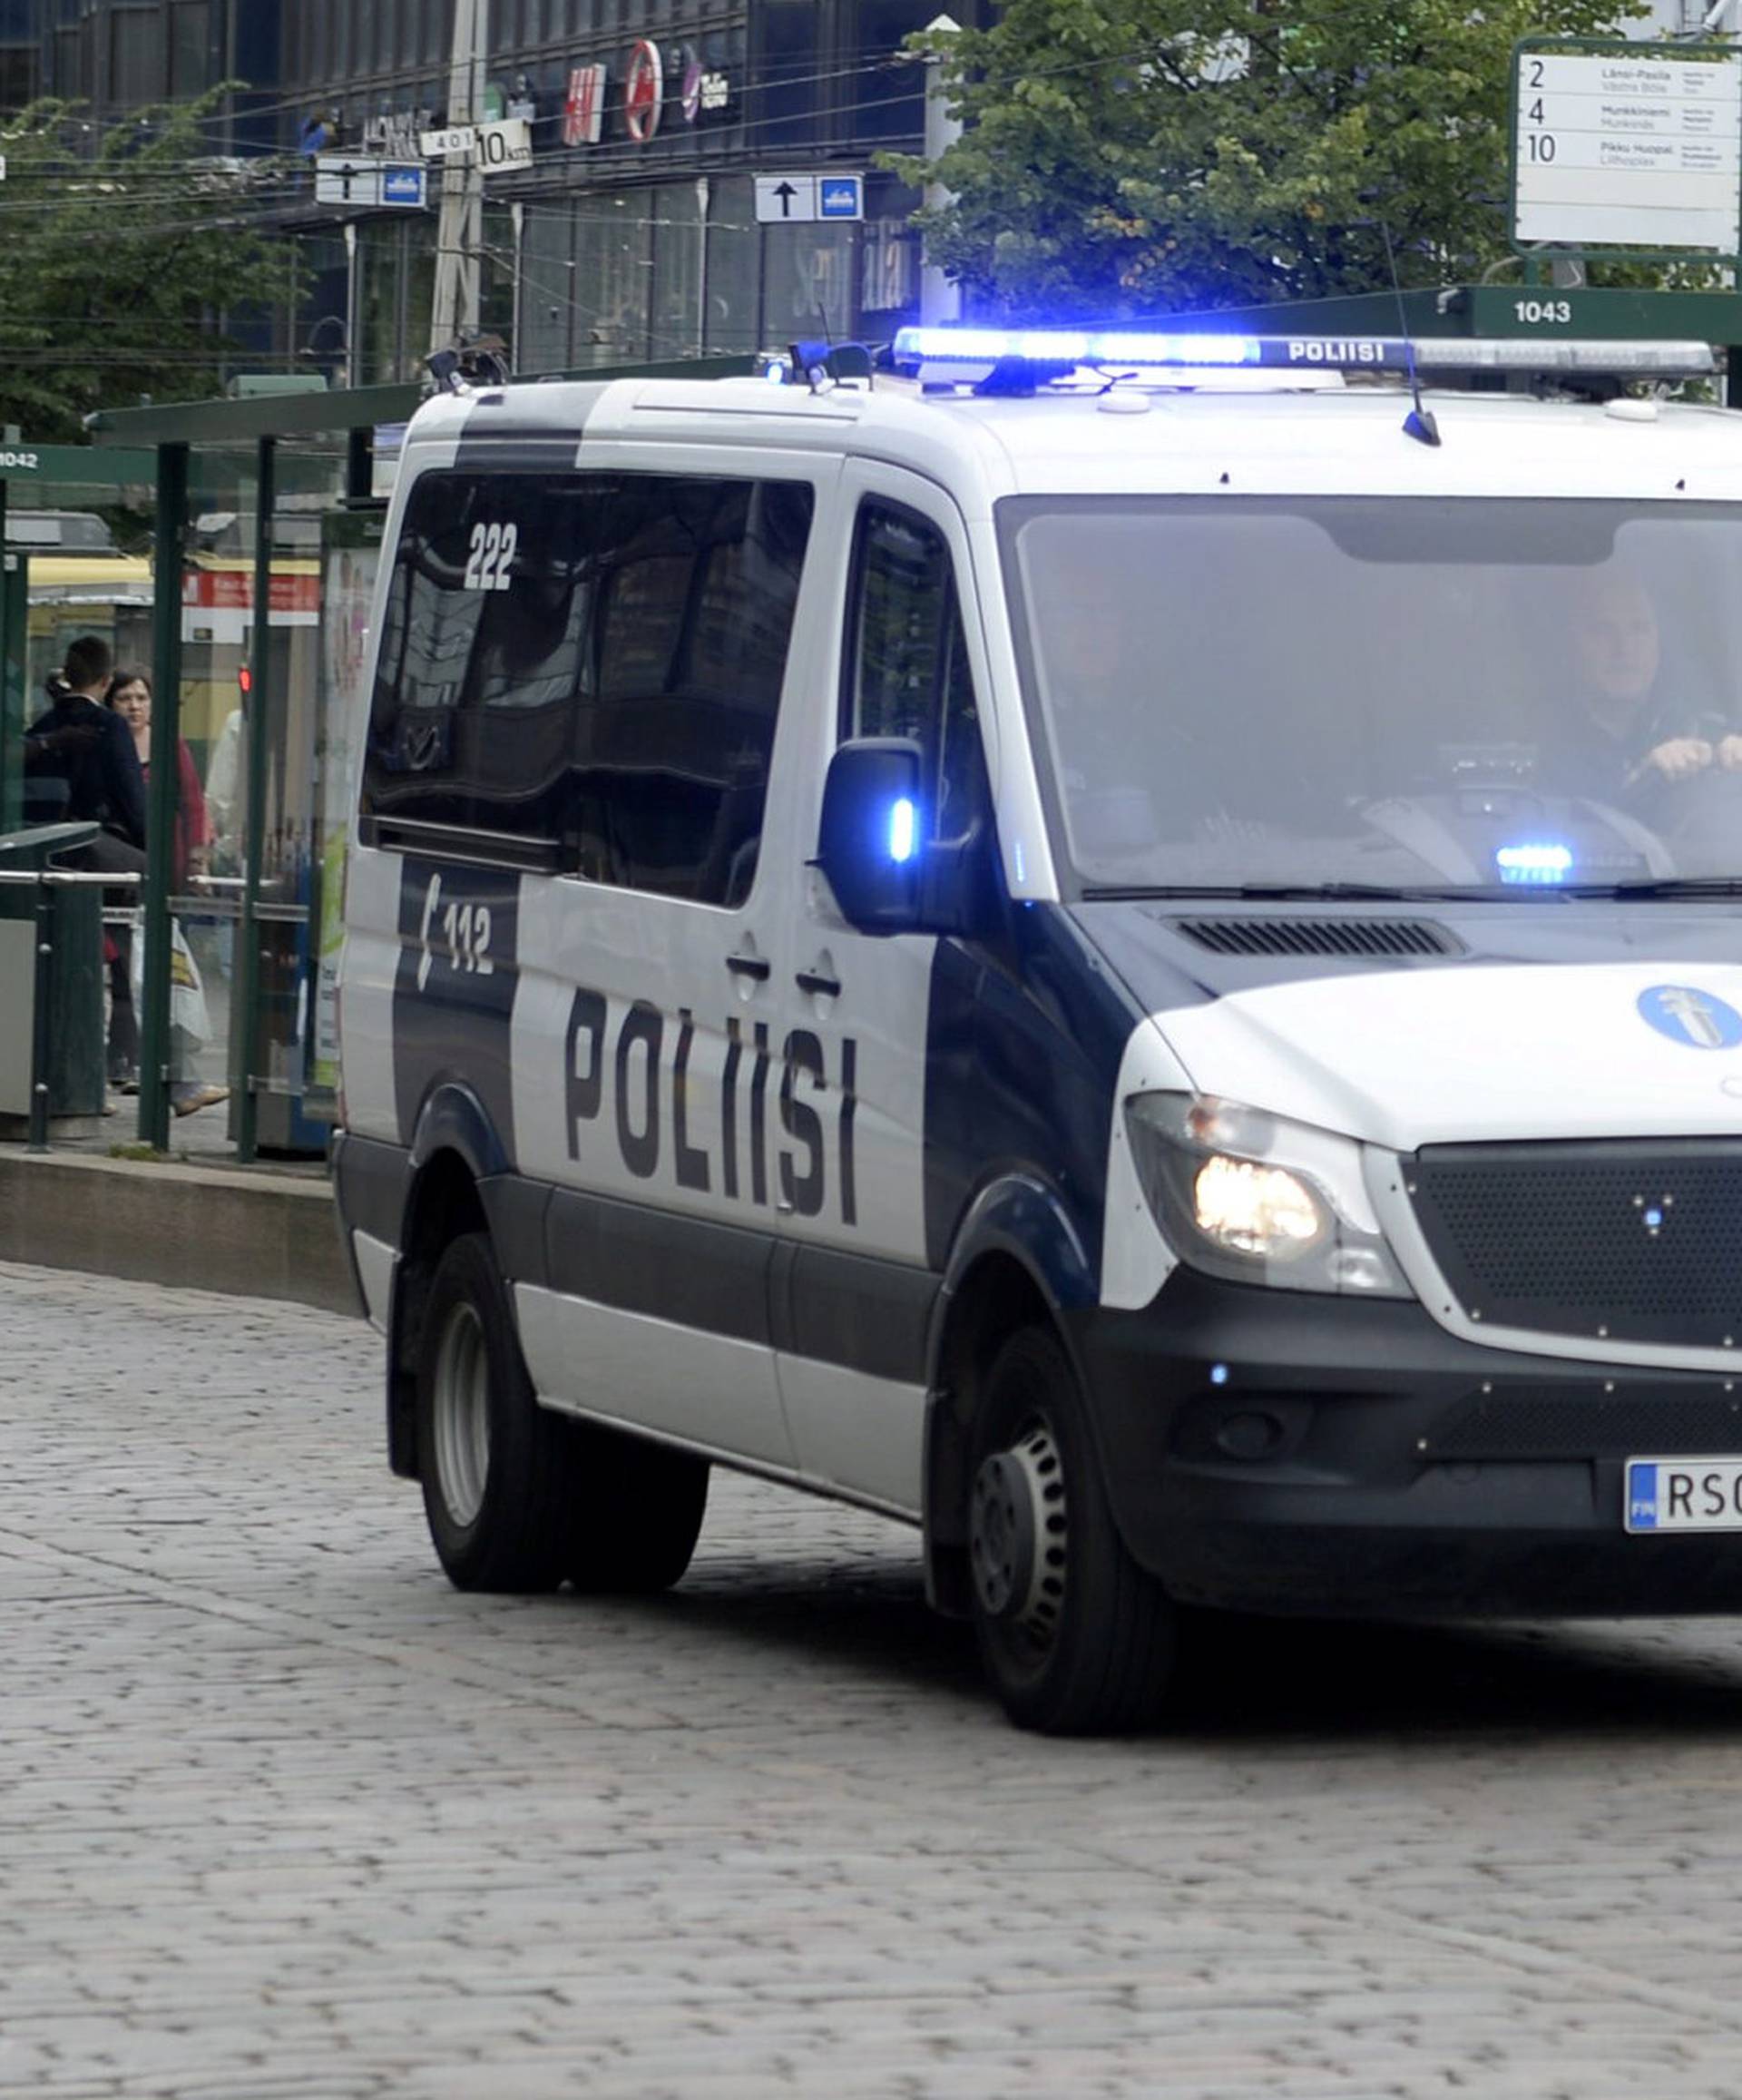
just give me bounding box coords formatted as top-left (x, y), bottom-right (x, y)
top-left (0, 1099), bottom-right (357, 1315)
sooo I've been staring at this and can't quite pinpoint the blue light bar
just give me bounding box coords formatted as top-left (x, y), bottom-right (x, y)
top-left (895, 326), bottom-right (1262, 370)
top-left (888, 797), bottom-right (917, 864)
top-left (889, 327), bottom-right (1717, 380)
top-left (1495, 842), bottom-right (1573, 885)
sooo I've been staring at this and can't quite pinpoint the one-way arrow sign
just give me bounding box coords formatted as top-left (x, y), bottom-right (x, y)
top-left (755, 174), bottom-right (814, 222)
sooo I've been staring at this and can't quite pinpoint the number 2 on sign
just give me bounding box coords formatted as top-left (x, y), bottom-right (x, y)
top-left (464, 519), bottom-right (518, 592)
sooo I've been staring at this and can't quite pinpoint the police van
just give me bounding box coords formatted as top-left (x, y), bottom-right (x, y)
top-left (334, 326), bottom-right (1742, 1732)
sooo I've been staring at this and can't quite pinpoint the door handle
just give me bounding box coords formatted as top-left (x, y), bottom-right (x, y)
top-left (725, 949), bottom-right (771, 981)
top-left (795, 966), bottom-right (843, 999)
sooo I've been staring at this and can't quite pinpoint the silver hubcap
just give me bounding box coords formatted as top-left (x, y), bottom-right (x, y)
top-left (432, 1301), bottom-right (490, 1528)
top-left (969, 1423), bottom-right (1067, 1642)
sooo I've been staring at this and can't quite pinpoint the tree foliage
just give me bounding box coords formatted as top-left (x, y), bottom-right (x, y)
top-left (0, 91), bottom-right (305, 439)
top-left (890, 0), bottom-right (1648, 317)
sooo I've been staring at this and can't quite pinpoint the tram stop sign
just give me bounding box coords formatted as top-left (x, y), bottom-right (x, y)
top-left (1513, 40), bottom-right (1742, 258)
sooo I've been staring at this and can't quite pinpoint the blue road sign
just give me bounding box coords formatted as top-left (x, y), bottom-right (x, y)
top-left (818, 176), bottom-right (863, 221)
top-left (382, 164), bottom-right (427, 209)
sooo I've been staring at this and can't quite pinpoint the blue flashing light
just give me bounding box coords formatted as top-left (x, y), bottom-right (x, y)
top-left (1209, 1363), bottom-right (1230, 1387)
top-left (1495, 841), bottom-right (1573, 885)
top-left (888, 797), bottom-right (917, 865)
top-left (893, 325), bottom-right (1262, 371)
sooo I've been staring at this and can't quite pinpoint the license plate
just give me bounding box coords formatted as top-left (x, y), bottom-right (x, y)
top-left (1625, 1457), bottom-right (1742, 1534)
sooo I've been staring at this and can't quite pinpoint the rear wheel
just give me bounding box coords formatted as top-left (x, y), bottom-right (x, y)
top-left (416, 1232), bottom-right (709, 1595)
top-left (967, 1326), bottom-right (1176, 1733)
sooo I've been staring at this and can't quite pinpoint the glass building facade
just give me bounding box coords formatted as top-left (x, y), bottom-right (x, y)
top-left (15, 0), bottom-right (966, 384)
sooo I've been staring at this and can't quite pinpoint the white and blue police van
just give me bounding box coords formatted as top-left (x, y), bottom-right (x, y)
top-left (334, 326), bottom-right (1742, 1732)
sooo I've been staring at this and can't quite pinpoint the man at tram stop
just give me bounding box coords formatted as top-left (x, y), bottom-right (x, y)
top-left (22, 633), bottom-right (148, 872)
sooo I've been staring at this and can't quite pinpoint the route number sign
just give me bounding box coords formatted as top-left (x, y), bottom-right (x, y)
top-left (1513, 44), bottom-right (1742, 254)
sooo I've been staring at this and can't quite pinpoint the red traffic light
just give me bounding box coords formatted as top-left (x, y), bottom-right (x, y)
top-left (238, 664), bottom-right (253, 695)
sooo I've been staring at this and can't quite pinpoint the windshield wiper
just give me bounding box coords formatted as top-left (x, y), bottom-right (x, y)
top-left (1081, 882), bottom-right (1472, 902)
top-left (1556, 877), bottom-right (1742, 900)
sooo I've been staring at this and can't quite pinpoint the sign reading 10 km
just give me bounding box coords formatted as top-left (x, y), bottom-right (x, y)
top-left (1512, 42), bottom-right (1742, 256)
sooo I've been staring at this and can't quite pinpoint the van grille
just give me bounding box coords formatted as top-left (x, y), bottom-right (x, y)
top-left (1408, 1141), bottom-right (1742, 1350)
top-left (1431, 1384), bottom-right (1742, 1459)
top-left (1172, 918), bottom-right (1462, 959)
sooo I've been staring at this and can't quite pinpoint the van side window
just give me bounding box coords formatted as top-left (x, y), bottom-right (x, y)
top-left (363, 473), bottom-right (598, 849)
top-left (363, 472), bottom-right (814, 902)
top-left (847, 501), bottom-right (986, 843)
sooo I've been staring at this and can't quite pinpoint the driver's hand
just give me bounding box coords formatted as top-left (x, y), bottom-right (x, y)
top-left (1639, 737), bottom-right (1714, 783)
top-left (1718, 734), bottom-right (1742, 772)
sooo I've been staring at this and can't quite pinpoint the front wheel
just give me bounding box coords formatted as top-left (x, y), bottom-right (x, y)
top-left (966, 1326), bottom-right (1176, 1733)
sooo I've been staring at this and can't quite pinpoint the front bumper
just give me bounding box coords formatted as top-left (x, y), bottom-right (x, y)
top-left (1071, 1269), bottom-right (1742, 1618)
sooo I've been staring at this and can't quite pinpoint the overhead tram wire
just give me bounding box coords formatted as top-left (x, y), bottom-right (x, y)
top-left (1, 25), bottom-right (1218, 184)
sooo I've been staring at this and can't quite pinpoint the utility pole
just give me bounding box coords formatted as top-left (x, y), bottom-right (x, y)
top-left (919, 15), bottom-right (962, 327)
top-left (429, 0), bottom-right (488, 354)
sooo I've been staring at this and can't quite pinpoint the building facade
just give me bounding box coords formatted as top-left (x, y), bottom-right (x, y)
top-left (8, 0), bottom-right (1720, 386)
top-left (21, 0), bottom-right (963, 383)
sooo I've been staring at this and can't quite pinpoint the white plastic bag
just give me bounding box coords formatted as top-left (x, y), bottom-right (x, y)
top-left (128, 915), bottom-right (211, 1049)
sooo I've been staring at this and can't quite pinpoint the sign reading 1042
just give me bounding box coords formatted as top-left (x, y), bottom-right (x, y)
top-left (1512, 43), bottom-right (1742, 255)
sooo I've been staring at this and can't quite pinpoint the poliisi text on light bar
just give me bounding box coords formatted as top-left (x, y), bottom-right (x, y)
top-left (890, 328), bottom-right (1717, 378)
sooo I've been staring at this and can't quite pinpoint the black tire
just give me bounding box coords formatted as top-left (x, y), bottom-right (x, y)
top-left (416, 1232), bottom-right (710, 1596)
top-left (966, 1326), bottom-right (1176, 1734)
top-left (416, 1232), bottom-right (574, 1592)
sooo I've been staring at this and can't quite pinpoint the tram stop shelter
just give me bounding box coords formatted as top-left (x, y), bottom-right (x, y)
top-left (3, 386), bottom-right (419, 1161)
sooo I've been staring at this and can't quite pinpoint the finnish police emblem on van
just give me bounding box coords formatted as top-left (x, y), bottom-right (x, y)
top-left (1637, 986), bottom-right (1742, 1051)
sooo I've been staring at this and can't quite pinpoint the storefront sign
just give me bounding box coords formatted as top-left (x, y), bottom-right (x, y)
top-left (677, 45), bottom-right (704, 124)
top-left (700, 70), bottom-right (731, 114)
top-left (625, 40), bottom-right (663, 143)
top-left (563, 63), bottom-right (608, 146)
top-left (362, 109), bottom-right (431, 161)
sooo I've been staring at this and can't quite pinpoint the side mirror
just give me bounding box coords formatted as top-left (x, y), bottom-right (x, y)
top-left (814, 738), bottom-right (925, 932)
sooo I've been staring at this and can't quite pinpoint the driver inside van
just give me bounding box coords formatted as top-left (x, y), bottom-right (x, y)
top-left (1547, 572), bottom-right (1742, 801)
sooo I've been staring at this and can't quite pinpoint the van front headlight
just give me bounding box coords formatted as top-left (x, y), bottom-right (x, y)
top-left (1123, 1093), bottom-right (1412, 1298)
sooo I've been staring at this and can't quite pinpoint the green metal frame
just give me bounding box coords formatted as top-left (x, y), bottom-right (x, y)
top-left (138, 444), bottom-right (187, 1152)
top-left (234, 437), bottom-right (275, 1163)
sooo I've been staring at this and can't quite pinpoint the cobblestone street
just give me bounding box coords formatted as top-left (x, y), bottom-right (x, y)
top-left (8, 1258), bottom-right (1742, 2097)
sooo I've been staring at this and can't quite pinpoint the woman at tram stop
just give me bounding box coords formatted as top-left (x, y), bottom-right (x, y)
top-left (104, 668), bottom-right (227, 1119)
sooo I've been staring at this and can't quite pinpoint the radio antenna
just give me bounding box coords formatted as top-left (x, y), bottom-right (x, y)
top-left (1380, 220), bottom-right (1441, 448)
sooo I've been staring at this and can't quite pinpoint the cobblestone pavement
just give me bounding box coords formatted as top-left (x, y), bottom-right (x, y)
top-left (9, 1259), bottom-right (1742, 2098)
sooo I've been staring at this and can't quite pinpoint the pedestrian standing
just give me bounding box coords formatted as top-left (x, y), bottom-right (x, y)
top-left (104, 667), bottom-right (227, 1119)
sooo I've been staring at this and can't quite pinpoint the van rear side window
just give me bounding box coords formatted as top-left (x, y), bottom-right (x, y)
top-left (363, 470), bottom-right (815, 904)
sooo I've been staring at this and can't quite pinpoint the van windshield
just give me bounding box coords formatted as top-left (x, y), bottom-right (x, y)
top-left (999, 495), bottom-right (1742, 896)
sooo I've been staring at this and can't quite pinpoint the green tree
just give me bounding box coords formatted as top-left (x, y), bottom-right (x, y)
top-left (890, 0), bottom-right (1647, 317)
top-left (0, 91), bottom-right (306, 439)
